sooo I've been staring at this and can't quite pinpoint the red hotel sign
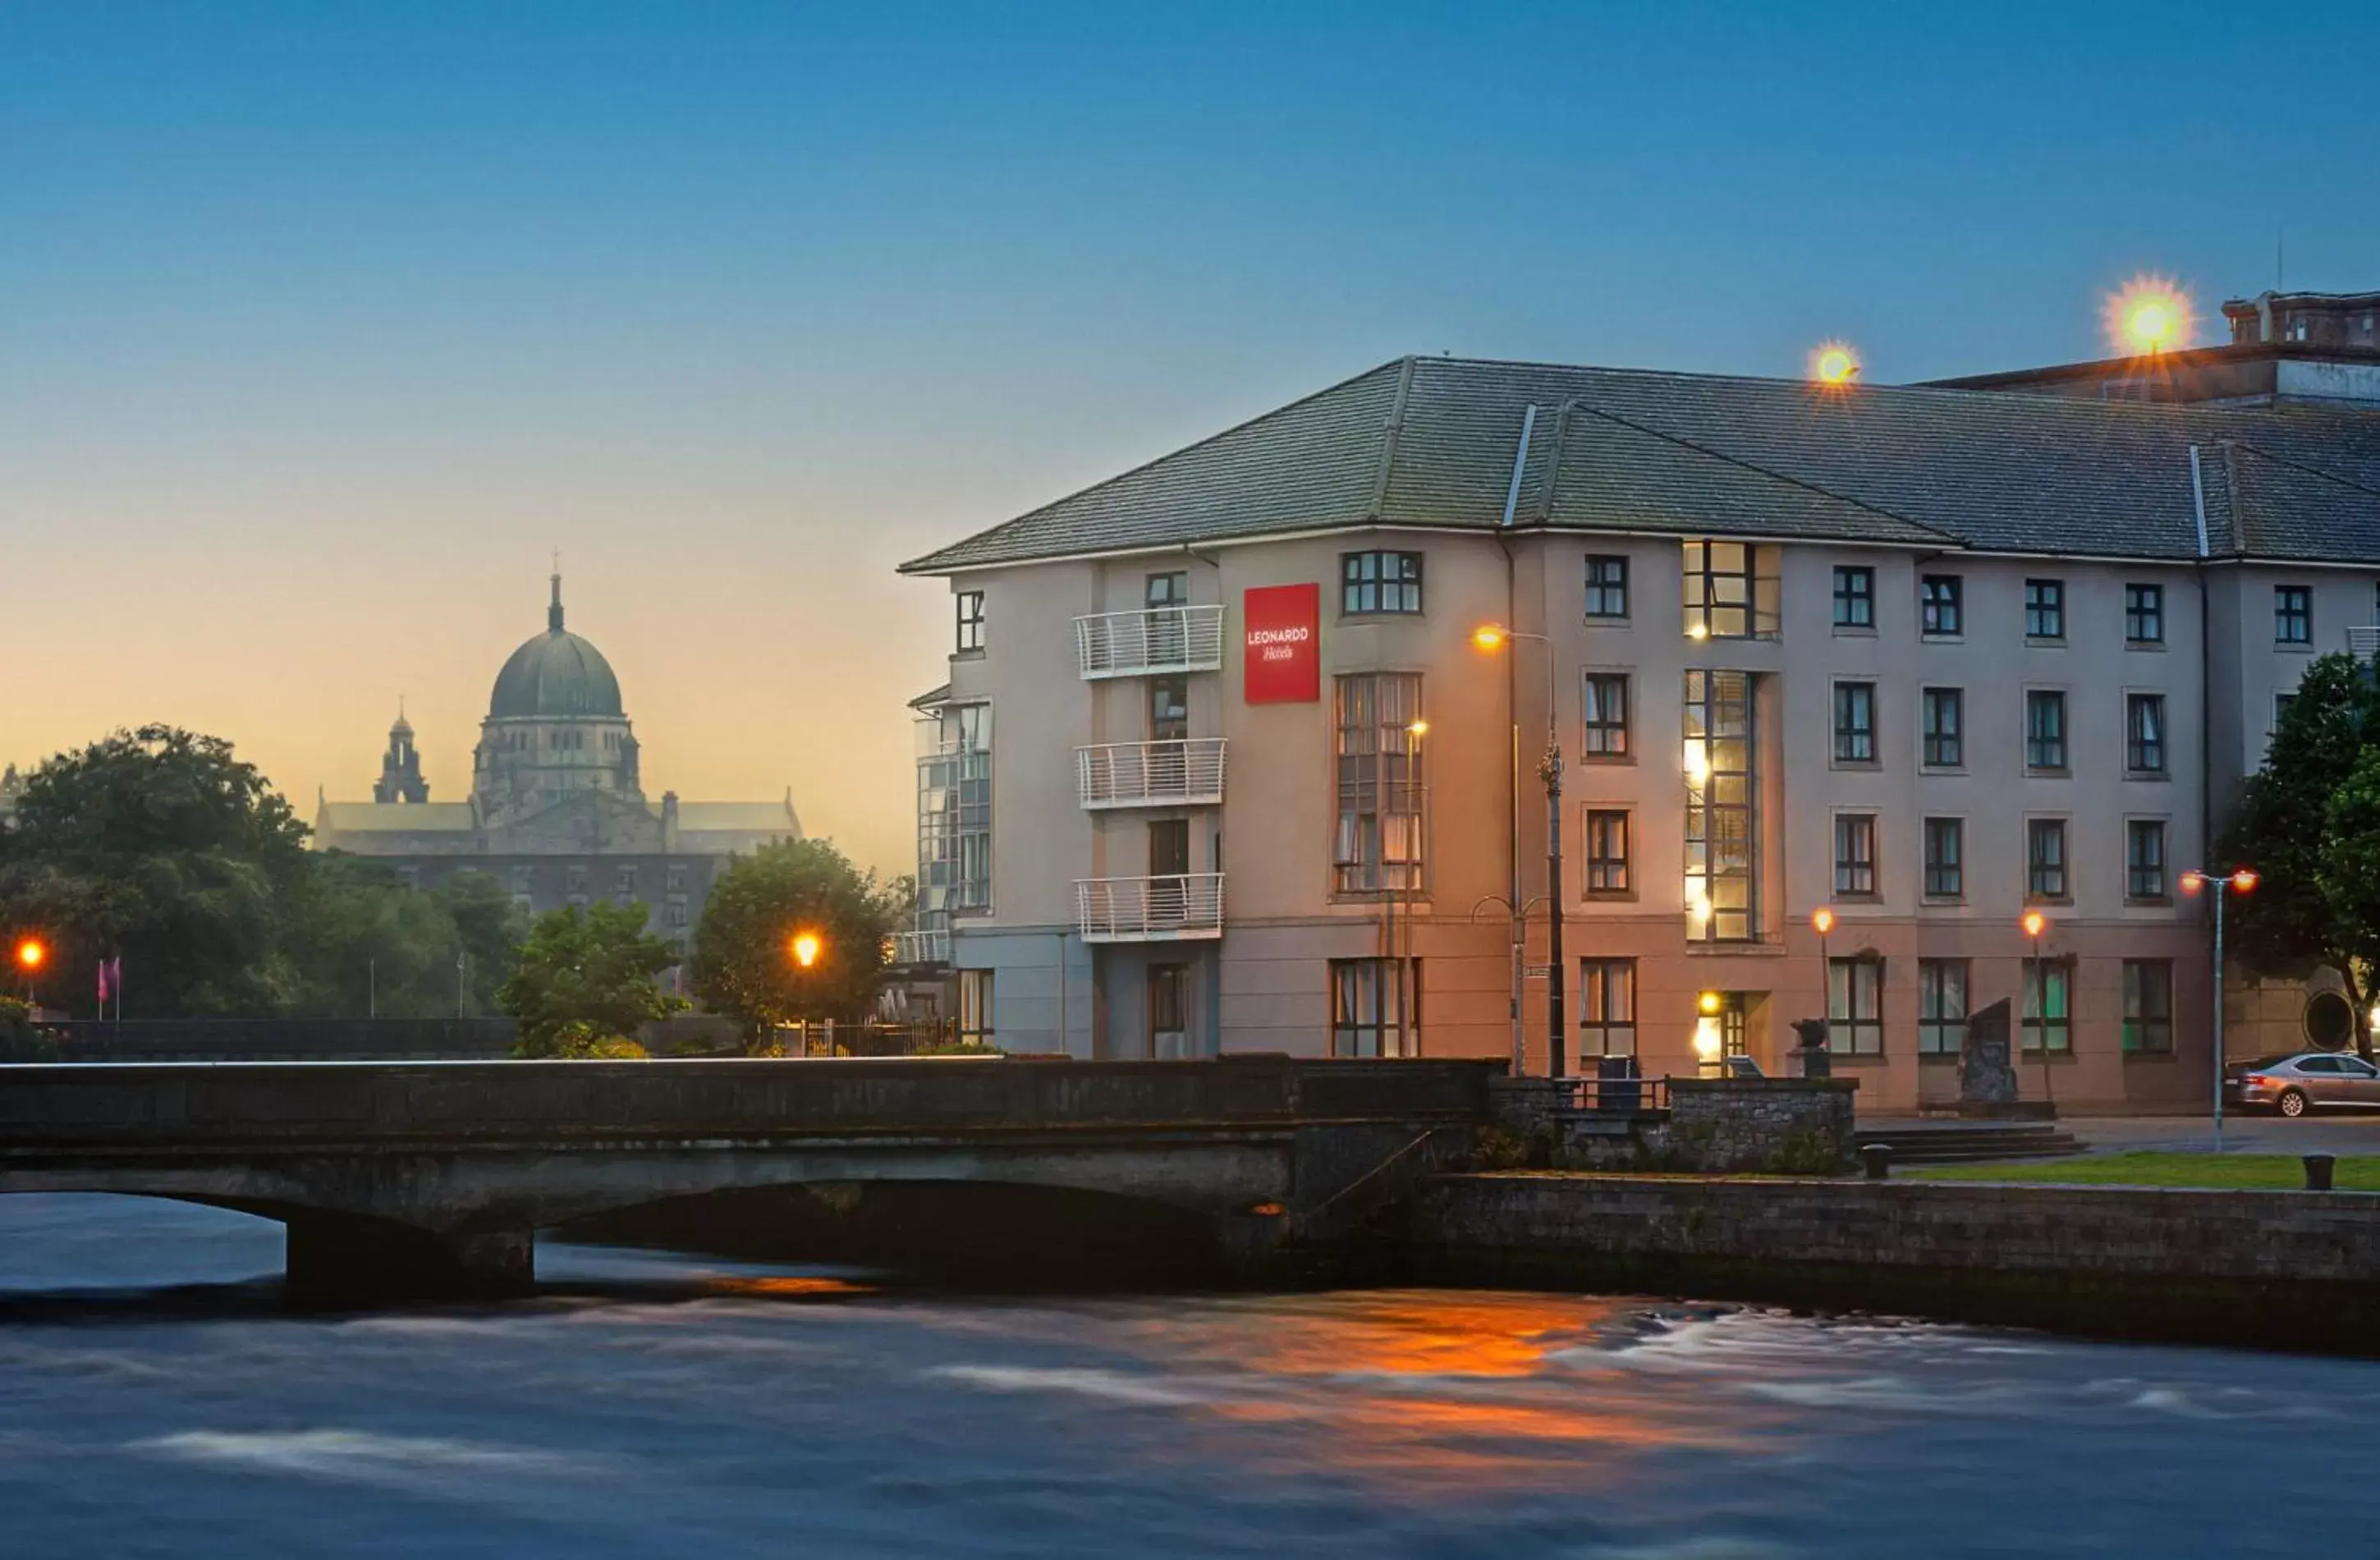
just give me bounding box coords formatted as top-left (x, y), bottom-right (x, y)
top-left (1243, 583), bottom-right (1320, 704)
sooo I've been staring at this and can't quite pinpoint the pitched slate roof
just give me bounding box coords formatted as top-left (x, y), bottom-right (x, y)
top-left (315, 802), bottom-right (476, 834)
top-left (899, 356), bottom-right (2380, 573)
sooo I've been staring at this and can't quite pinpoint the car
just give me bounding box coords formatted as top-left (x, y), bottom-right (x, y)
top-left (2226, 1051), bottom-right (2380, 1117)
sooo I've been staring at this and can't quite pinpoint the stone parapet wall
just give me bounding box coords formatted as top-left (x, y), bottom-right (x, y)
top-left (1662, 1079), bottom-right (1857, 1173)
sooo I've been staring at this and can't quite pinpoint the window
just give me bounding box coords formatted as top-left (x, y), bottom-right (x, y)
top-left (1832, 565), bottom-right (1875, 628)
top-left (1833, 814), bottom-right (1877, 897)
top-left (1149, 677), bottom-right (1189, 741)
top-left (1149, 818), bottom-right (1190, 877)
top-left (958, 970), bottom-right (995, 1048)
top-left (1919, 960), bottom-right (1969, 1056)
top-left (666, 900), bottom-right (690, 929)
top-left (1147, 963), bottom-right (1190, 1059)
top-left (566, 865), bottom-right (588, 892)
top-left (665, 865), bottom-right (686, 893)
top-left (1921, 575), bottom-right (1964, 636)
top-left (2126, 693), bottom-right (2167, 774)
top-left (2025, 690), bottom-right (2067, 772)
top-left (2021, 959), bottom-right (2071, 1055)
top-left (1341, 550), bottom-right (1423, 615)
top-left (509, 866), bottom-right (534, 892)
top-left (2276, 585), bottom-right (2312, 645)
top-left (2123, 961), bottom-right (2173, 1053)
top-left (2027, 818), bottom-right (2068, 901)
top-left (1681, 540), bottom-right (1777, 640)
top-left (2127, 819), bottom-right (2167, 902)
top-left (1832, 681), bottom-right (1876, 764)
top-left (1330, 957), bottom-right (1415, 1058)
top-left (1921, 687), bottom-right (1963, 769)
top-left (1581, 673), bottom-right (1630, 758)
top-left (919, 702), bottom-right (993, 919)
top-left (1584, 555), bottom-right (1630, 619)
top-left (1144, 571), bottom-right (1187, 609)
top-left (955, 590), bottom-right (986, 654)
top-left (1578, 959), bottom-right (1637, 1058)
top-left (1923, 817), bottom-right (1964, 899)
top-left (2125, 584), bottom-right (2164, 645)
top-left (1333, 672), bottom-right (1424, 893)
top-left (613, 865), bottom-right (638, 895)
top-left (1828, 957), bottom-right (1883, 1056)
top-left (2025, 579), bottom-right (2066, 640)
top-left (1585, 809), bottom-right (1630, 895)
top-left (1685, 669), bottom-right (1758, 942)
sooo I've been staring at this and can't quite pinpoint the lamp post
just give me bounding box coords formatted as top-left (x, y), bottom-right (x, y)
top-left (788, 931), bottom-right (825, 1054)
top-left (1811, 907), bottom-right (1835, 1076)
top-left (2021, 911), bottom-right (2050, 1107)
top-left (1473, 624), bottom-right (1566, 1076)
top-left (15, 937), bottom-right (46, 1007)
top-left (2181, 867), bottom-right (2258, 1153)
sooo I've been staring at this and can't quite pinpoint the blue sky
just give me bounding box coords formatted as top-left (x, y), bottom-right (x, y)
top-left (3, 2), bottom-right (2374, 869)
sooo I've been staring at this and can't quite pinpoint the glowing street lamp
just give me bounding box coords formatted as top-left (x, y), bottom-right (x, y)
top-left (14, 937), bottom-right (44, 1005)
top-left (1812, 907), bottom-right (1836, 1047)
top-left (1809, 342), bottom-right (1861, 386)
top-left (1473, 622), bottom-right (1567, 1076)
top-left (2021, 911), bottom-right (2052, 1107)
top-left (2107, 275), bottom-right (2191, 357)
top-left (790, 931), bottom-right (823, 970)
top-left (2181, 866), bottom-right (2258, 1151)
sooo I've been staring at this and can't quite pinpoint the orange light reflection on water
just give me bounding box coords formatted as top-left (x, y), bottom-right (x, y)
top-left (705, 1275), bottom-right (876, 1300)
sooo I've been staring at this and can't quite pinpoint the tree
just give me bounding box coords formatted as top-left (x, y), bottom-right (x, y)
top-left (287, 853), bottom-right (471, 1017)
top-left (434, 869), bottom-right (529, 1016)
top-left (497, 900), bottom-right (681, 1056)
top-left (0, 726), bottom-right (310, 1016)
top-left (2222, 654), bottom-right (2380, 1057)
top-left (689, 838), bottom-right (900, 1041)
top-left (2314, 746), bottom-right (2380, 1055)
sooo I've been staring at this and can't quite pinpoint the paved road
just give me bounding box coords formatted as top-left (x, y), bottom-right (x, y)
top-left (2064, 1113), bottom-right (2380, 1155)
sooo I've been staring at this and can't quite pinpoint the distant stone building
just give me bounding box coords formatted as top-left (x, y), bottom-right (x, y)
top-left (314, 576), bottom-right (802, 949)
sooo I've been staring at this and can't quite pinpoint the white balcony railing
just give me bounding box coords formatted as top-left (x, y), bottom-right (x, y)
top-left (1075, 874), bottom-right (1225, 942)
top-left (893, 929), bottom-right (951, 966)
top-left (1073, 605), bottom-right (1226, 679)
top-left (1075, 738), bottom-right (1227, 810)
top-left (2347, 625), bottom-right (2380, 663)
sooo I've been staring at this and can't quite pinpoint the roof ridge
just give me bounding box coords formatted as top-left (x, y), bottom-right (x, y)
top-left (1554, 398), bottom-right (1965, 544)
top-left (897, 359), bottom-right (1410, 574)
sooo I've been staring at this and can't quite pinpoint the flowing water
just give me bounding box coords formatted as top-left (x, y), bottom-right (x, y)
top-left (2, 1194), bottom-right (2374, 1558)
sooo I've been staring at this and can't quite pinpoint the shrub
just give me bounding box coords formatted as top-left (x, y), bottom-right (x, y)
top-left (513, 1018), bottom-right (648, 1060)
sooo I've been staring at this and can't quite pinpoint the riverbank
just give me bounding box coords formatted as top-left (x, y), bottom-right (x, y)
top-left (1395, 1172), bottom-right (2380, 1354)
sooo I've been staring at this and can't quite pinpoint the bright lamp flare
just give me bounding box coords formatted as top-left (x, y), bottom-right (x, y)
top-left (791, 932), bottom-right (822, 969)
top-left (2022, 911), bottom-right (2047, 938)
top-left (14, 938), bottom-right (44, 971)
top-left (2107, 275), bottom-right (2191, 356)
top-left (1809, 342), bottom-right (1860, 385)
top-left (1471, 625), bottom-right (1507, 651)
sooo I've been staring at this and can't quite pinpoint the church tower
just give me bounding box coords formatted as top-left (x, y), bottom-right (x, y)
top-left (373, 707), bottom-right (430, 804)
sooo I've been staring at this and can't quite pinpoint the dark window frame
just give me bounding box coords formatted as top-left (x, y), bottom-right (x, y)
top-left (2122, 960), bottom-right (2174, 1053)
top-left (2126, 692), bottom-right (2167, 775)
top-left (1584, 808), bottom-right (1631, 897)
top-left (2026, 817), bottom-right (2070, 902)
top-left (2021, 957), bottom-right (2073, 1056)
top-left (2025, 578), bottom-right (2066, 640)
top-left (1921, 686), bottom-right (1964, 769)
top-left (1581, 672), bottom-right (1631, 759)
top-left (2125, 583), bottom-right (2164, 645)
top-left (2025, 690), bottom-right (2068, 773)
top-left (1577, 958), bottom-right (1638, 1058)
top-left (955, 590), bottom-right (987, 654)
top-left (1920, 575), bottom-right (1964, 637)
top-left (1584, 555), bottom-right (1630, 620)
top-left (1340, 550), bottom-right (1424, 617)
top-left (2275, 585), bottom-right (2312, 645)
top-left (1919, 959), bottom-right (1970, 1057)
top-left (2126, 818), bottom-right (2168, 902)
top-left (1833, 813), bottom-right (1878, 899)
top-left (1923, 816), bottom-right (1964, 900)
top-left (1832, 680), bottom-right (1877, 765)
top-left (1828, 956), bottom-right (1885, 1056)
top-left (1832, 564), bottom-right (1876, 629)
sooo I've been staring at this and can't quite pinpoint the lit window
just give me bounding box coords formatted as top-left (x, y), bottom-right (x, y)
top-left (1333, 673), bottom-right (1424, 894)
top-left (1684, 669), bottom-right (1757, 943)
top-left (1681, 540), bottom-right (1777, 640)
top-left (1330, 957), bottom-right (1415, 1057)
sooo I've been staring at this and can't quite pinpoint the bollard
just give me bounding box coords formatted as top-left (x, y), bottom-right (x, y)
top-left (2304, 1153), bottom-right (2336, 1192)
top-left (1860, 1143), bottom-right (1892, 1181)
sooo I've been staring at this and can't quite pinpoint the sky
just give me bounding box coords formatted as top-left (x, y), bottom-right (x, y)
top-left (3, 1), bottom-right (2376, 875)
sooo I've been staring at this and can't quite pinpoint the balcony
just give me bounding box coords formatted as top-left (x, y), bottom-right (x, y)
top-left (2347, 625), bottom-right (2380, 663)
top-left (1074, 605), bottom-right (1225, 679)
top-left (1075, 739), bottom-right (1227, 810)
top-left (892, 929), bottom-right (951, 966)
top-left (1076, 874), bottom-right (1224, 942)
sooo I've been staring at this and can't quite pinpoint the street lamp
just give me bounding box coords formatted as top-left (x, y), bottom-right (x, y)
top-left (2181, 866), bottom-right (2258, 1152)
top-left (791, 931), bottom-right (823, 970)
top-left (15, 937), bottom-right (45, 1005)
top-left (1811, 907), bottom-right (1835, 1067)
top-left (1472, 622), bottom-right (1566, 1076)
top-left (1694, 989), bottom-right (1725, 1076)
top-left (2021, 911), bottom-right (2051, 1107)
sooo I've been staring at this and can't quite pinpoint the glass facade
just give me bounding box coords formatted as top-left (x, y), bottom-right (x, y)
top-left (1684, 669), bottom-right (1757, 942)
top-left (1332, 672), bottom-right (1425, 894)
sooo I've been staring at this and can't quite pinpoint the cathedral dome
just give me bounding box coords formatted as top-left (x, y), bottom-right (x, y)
top-left (488, 576), bottom-right (625, 719)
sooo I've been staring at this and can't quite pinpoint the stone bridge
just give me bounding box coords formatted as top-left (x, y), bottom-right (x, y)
top-left (0, 1056), bottom-right (1497, 1302)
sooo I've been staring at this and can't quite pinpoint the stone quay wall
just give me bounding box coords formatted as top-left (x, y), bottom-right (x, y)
top-left (1488, 1077), bottom-right (1857, 1175)
top-left (1405, 1173), bottom-right (2380, 1350)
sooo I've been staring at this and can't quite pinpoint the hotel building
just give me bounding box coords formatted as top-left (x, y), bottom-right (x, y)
top-left (896, 350), bottom-right (2380, 1110)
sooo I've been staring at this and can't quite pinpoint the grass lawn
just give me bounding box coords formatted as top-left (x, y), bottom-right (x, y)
top-left (1909, 1151), bottom-right (2380, 1191)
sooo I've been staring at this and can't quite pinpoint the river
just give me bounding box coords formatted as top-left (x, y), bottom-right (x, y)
top-left (1, 1194), bottom-right (2373, 1558)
